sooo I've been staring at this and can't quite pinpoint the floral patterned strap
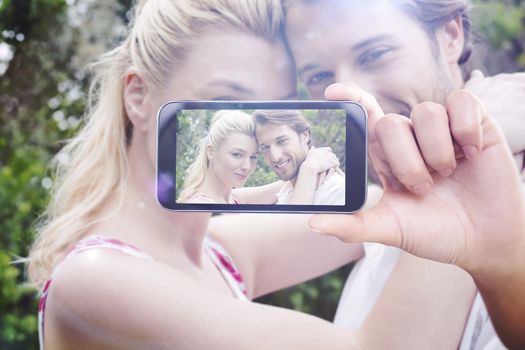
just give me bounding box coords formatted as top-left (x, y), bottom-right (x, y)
top-left (204, 235), bottom-right (249, 300)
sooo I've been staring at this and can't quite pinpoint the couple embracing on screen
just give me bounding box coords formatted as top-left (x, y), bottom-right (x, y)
top-left (178, 109), bottom-right (345, 206)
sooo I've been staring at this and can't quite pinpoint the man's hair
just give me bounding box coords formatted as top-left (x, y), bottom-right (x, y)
top-left (286, 0), bottom-right (472, 70)
top-left (252, 109), bottom-right (312, 147)
top-left (401, 0), bottom-right (472, 66)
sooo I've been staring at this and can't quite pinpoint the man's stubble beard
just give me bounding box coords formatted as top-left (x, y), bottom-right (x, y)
top-left (279, 152), bottom-right (308, 183)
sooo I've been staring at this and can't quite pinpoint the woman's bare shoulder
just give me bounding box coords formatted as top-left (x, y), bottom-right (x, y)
top-left (46, 248), bottom-right (207, 349)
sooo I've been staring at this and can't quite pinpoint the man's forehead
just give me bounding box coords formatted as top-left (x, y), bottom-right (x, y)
top-left (287, 0), bottom-right (407, 40)
top-left (256, 123), bottom-right (295, 141)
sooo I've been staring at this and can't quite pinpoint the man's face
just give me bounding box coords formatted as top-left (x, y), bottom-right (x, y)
top-left (286, 0), bottom-right (460, 115)
top-left (255, 123), bottom-right (309, 181)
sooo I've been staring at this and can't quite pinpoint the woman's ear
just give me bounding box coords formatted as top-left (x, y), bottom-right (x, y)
top-left (206, 144), bottom-right (214, 162)
top-left (436, 16), bottom-right (465, 65)
top-left (124, 72), bottom-right (149, 133)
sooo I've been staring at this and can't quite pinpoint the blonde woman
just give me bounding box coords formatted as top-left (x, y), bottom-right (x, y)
top-left (178, 110), bottom-right (259, 204)
top-left (28, 0), bottom-right (491, 349)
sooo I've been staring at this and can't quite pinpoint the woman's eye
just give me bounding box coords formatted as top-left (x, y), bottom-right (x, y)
top-left (232, 153), bottom-right (241, 158)
top-left (260, 146), bottom-right (269, 153)
top-left (277, 139), bottom-right (288, 145)
top-left (359, 47), bottom-right (392, 66)
top-left (211, 96), bottom-right (237, 101)
top-left (250, 155), bottom-right (258, 161)
top-left (307, 71), bottom-right (334, 86)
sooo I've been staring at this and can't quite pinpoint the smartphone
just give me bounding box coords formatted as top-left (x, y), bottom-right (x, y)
top-left (156, 101), bottom-right (367, 213)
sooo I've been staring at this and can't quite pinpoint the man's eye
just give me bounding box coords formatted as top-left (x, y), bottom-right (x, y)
top-left (359, 47), bottom-right (392, 66)
top-left (277, 139), bottom-right (288, 145)
top-left (260, 146), bottom-right (269, 153)
top-left (307, 71), bottom-right (334, 86)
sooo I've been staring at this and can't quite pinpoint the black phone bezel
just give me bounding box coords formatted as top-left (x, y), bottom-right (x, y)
top-left (156, 100), bottom-right (367, 213)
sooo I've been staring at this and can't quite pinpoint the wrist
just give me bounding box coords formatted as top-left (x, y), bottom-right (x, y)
top-left (299, 161), bottom-right (319, 175)
top-left (469, 239), bottom-right (525, 290)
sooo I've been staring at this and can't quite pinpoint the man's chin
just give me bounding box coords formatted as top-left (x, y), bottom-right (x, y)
top-left (279, 170), bottom-right (300, 182)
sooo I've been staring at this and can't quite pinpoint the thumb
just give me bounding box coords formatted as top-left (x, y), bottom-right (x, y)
top-left (309, 204), bottom-right (401, 247)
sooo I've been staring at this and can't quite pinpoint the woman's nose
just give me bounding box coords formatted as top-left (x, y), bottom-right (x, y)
top-left (240, 158), bottom-right (250, 170)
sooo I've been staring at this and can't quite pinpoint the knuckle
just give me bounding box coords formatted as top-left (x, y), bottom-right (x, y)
top-left (446, 89), bottom-right (480, 109)
top-left (426, 156), bottom-right (455, 170)
top-left (452, 123), bottom-right (477, 139)
top-left (375, 114), bottom-right (406, 138)
top-left (411, 102), bottom-right (447, 124)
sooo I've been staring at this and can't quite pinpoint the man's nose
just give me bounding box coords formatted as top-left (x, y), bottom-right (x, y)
top-left (270, 146), bottom-right (282, 162)
top-left (335, 64), bottom-right (375, 96)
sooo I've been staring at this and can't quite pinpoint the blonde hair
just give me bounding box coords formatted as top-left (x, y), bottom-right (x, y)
top-left (28, 0), bottom-right (285, 289)
top-left (178, 110), bottom-right (256, 202)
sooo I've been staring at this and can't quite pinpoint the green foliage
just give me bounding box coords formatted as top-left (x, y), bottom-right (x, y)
top-left (472, 0), bottom-right (525, 70)
top-left (0, 0), bottom-right (87, 348)
top-left (256, 264), bottom-right (354, 321)
top-left (0, 145), bottom-right (53, 348)
top-left (474, 2), bottom-right (525, 48)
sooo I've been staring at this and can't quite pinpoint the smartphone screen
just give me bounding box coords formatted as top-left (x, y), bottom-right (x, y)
top-left (157, 101), bottom-right (367, 213)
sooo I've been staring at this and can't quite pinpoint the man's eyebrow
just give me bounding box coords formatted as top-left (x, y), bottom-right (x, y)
top-left (351, 34), bottom-right (394, 51)
top-left (208, 80), bottom-right (254, 95)
top-left (297, 34), bottom-right (395, 77)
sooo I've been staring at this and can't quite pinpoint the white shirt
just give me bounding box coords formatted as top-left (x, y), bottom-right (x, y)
top-left (276, 172), bottom-right (345, 205)
top-left (334, 244), bottom-right (506, 349)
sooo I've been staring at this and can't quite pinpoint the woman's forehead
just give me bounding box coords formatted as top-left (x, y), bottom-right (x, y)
top-left (164, 27), bottom-right (296, 100)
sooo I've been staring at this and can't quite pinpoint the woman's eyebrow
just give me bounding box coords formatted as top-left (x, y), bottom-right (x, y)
top-left (209, 80), bottom-right (254, 95)
top-left (297, 63), bottom-right (320, 78)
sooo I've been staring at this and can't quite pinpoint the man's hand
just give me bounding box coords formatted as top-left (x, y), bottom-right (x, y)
top-left (309, 82), bottom-right (525, 274)
top-left (301, 146), bottom-right (340, 174)
top-left (465, 70), bottom-right (525, 181)
top-left (308, 83), bottom-right (525, 348)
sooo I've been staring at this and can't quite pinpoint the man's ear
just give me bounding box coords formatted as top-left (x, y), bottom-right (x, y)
top-left (300, 129), bottom-right (311, 146)
top-left (436, 16), bottom-right (465, 64)
top-left (123, 72), bottom-right (149, 133)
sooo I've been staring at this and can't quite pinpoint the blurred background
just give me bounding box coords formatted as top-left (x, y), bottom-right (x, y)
top-left (1, 0), bottom-right (524, 348)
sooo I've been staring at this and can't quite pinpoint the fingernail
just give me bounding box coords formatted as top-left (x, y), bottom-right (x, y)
top-left (411, 182), bottom-right (432, 196)
top-left (462, 146), bottom-right (478, 160)
top-left (439, 167), bottom-right (454, 177)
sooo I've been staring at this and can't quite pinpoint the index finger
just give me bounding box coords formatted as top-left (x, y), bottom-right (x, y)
top-left (324, 83), bottom-right (384, 128)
